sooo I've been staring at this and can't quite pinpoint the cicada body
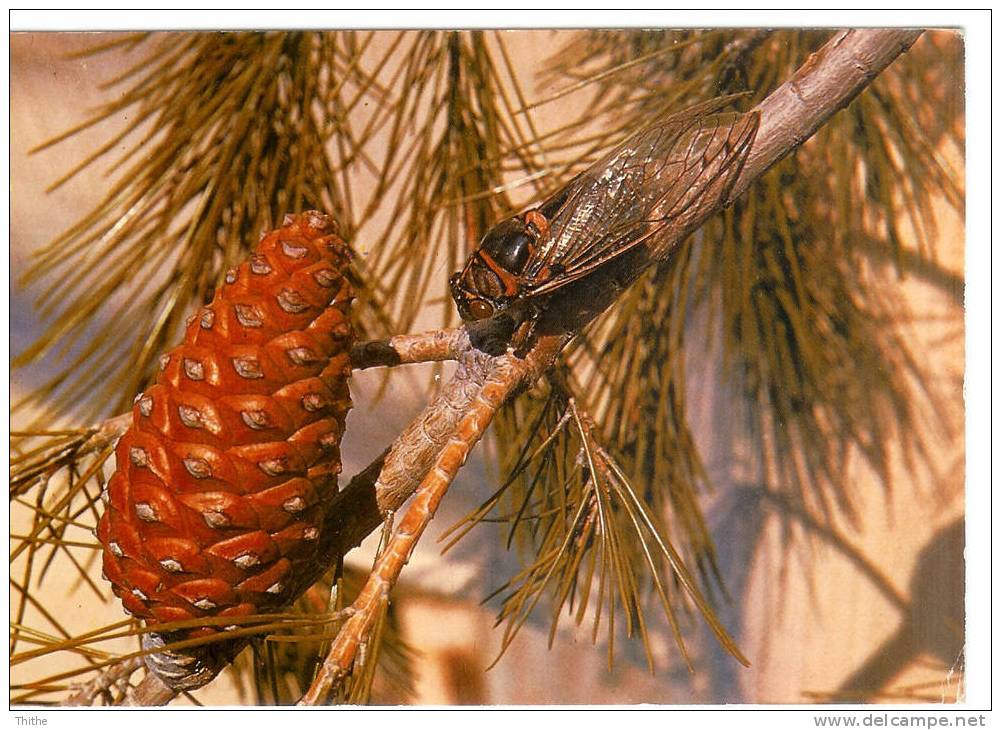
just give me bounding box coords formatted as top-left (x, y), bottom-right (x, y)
top-left (450, 96), bottom-right (759, 352)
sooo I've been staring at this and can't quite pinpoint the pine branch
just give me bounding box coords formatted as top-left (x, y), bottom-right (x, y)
top-left (349, 327), bottom-right (466, 370)
top-left (52, 28), bottom-right (925, 705)
top-left (729, 29), bottom-right (923, 201)
top-left (64, 656), bottom-right (144, 706)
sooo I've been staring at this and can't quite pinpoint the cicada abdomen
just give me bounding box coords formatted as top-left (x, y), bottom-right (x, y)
top-left (451, 96), bottom-right (759, 351)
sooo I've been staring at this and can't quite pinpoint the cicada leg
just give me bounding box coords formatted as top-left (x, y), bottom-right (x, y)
top-left (511, 300), bottom-right (545, 359)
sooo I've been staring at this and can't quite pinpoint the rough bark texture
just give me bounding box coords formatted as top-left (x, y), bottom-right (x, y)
top-left (350, 327), bottom-right (467, 371)
top-left (729, 29), bottom-right (923, 202)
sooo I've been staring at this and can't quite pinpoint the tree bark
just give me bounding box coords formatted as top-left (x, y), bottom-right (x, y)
top-left (729, 29), bottom-right (923, 201)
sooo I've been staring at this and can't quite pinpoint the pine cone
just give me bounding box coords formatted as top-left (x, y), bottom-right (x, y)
top-left (97, 211), bottom-right (354, 643)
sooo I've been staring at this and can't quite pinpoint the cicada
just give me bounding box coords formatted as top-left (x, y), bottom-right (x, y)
top-left (450, 96), bottom-right (759, 354)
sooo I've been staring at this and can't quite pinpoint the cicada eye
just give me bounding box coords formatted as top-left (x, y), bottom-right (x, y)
top-left (468, 299), bottom-right (495, 320)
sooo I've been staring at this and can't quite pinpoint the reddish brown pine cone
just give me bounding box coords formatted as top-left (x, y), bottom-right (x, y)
top-left (97, 211), bottom-right (354, 641)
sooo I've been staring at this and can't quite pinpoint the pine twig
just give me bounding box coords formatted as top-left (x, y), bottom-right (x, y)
top-left (729, 28), bottom-right (923, 202)
top-left (64, 656), bottom-right (144, 706)
top-left (9, 413), bottom-right (130, 501)
top-left (349, 327), bottom-right (466, 370)
top-left (121, 671), bottom-right (178, 707)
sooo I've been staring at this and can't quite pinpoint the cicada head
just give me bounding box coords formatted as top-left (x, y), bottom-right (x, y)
top-left (449, 268), bottom-right (504, 322)
top-left (450, 216), bottom-right (539, 323)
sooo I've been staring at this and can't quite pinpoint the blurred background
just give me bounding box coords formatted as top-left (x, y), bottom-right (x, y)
top-left (10, 29), bottom-right (965, 705)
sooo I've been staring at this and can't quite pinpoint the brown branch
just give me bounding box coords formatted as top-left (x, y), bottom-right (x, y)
top-left (64, 656), bottom-right (144, 706)
top-left (349, 327), bottom-right (465, 370)
top-left (729, 28), bottom-right (924, 202)
top-left (82, 412), bottom-right (133, 452)
top-left (122, 671), bottom-right (178, 707)
top-left (66, 28), bottom-right (924, 705)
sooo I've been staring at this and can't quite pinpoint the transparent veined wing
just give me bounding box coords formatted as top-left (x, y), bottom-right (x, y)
top-left (524, 96), bottom-right (759, 297)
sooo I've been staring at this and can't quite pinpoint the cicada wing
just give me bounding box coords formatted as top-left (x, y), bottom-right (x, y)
top-left (524, 99), bottom-right (759, 297)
